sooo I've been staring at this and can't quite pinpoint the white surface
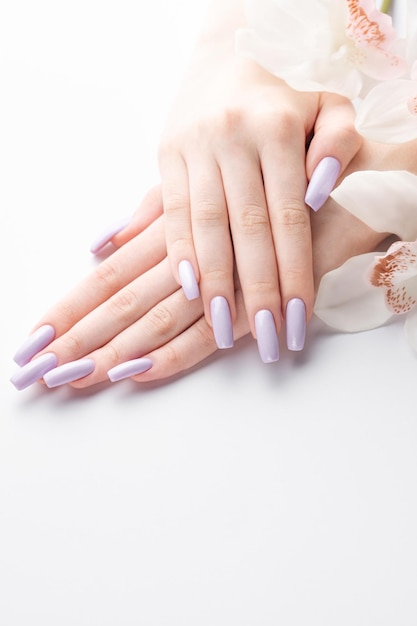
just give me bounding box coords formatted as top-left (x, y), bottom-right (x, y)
top-left (1, 1), bottom-right (417, 624)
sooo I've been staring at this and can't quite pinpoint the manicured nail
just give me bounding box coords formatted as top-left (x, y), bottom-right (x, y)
top-left (254, 310), bottom-right (279, 363)
top-left (178, 260), bottom-right (200, 300)
top-left (107, 357), bottom-right (153, 382)
top-left (90, 216), bottom-right (131, 254)
top-left (286, 298), bottom-right (306, 351)
top-left (43, 358), bottom-right (95, 388)
top-left (305, 156), bottom-right (341, 212)
top-left (10, 353), bottom-right (58, 391)
top-left (13, 324), bottom-right (55, 366)
top-left (210, 296), bottom-right (233, 349)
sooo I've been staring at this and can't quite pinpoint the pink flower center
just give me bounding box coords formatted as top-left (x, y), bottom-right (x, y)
top-left (346, 0), bottom-right (388, 50)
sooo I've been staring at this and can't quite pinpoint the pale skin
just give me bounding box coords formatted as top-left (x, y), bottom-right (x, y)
top-left (158, 0), bottom-right (362, 344)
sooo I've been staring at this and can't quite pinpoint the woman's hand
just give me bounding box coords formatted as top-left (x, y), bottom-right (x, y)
top-left (156, 0), bottom-right (362, 357)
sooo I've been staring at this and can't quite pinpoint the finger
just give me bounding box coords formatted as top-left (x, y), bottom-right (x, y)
top-left (130, 286), bottom-right (250, 383)
top-left (305, 92), bottom-right (363, 212)
top-left (41, 258), bottom-right (178, 366)
top-left (187, 154), bottom-right (235, 334)
top-left (70, 287), bottom-right (205, 387)
top-left (32, 215), bottom-right (167, 338)
top-left (219, 149), bottom-right (281, 352)
top-left (159, 151), bottom-right (201, 300)
top-left (261, 114), bottom-right (314, 348)
top-left (101, 286), bottom-right (250, 386)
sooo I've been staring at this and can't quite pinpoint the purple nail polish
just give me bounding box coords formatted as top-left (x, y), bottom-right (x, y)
top-left (13, 324), bottom-right (55, 366)
top-left (178, 260), bottom-right (200, 300)
top-left (108, 357), bottom-right (153, 382)
top-left (255, 310), bottom-right (279, 363)
top-left (90, 216), bottom-right (131, 255)
top-left (210, 296), bottom-right (233, 349)
top-left (43, 358), bottom-right (95, 388)
top-left (286, 298), bottom-right (306, 351)
top-left (305, 156), bottom-right (341, 212)
top-left (10, 353), bottom-right (59, 391)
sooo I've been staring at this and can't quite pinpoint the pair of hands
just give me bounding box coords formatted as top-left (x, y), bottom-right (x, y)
top-left (16, 176), bottom-right (385, 390)
top-left (12, 34), bottom-right (398, 389)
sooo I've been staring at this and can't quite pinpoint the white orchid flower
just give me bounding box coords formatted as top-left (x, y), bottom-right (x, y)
top-left (314, 170), bottom-right (417, 352)
top-left (355, 0), bottom-right (417, 142)
top-left (235, 0), bottom-right (408, 100)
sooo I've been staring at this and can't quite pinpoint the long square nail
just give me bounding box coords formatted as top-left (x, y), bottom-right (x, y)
top-left (286, 298), bottom-right (306, 351)
top-left (10, 353), bottom-right (59, 390)
top-left (210, 296), bottom-right (233, 349)
top-left (305, 156), bottom-right (341, 212)
top-left (13, 324), bottom-right (55, 366)
top-left (43, 358), bottom-right (95, 388)
top-left (255, 310), bottom-right (279, 363)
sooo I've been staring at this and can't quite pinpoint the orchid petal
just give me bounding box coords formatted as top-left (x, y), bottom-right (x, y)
top-left (314, 252), bottom-right (393, 331)
top-left (330, 171), bottom-right (417, 240)
top-left (347, 0), bottom-right (398, 52)
top-left (404, 305), bottom-right (417, 353)
top-left (369, 241), bottom-right (417, 313)
top-left (355, 80), bottom-right (417, 142)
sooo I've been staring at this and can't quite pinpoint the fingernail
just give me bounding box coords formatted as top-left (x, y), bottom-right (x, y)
top-left (286, 298), bottom-right (306, 351)
top-left (13, 324), bottom-right (55, 366)
top-left (210, 296), bottom-right (233, 349)
top-left (178, 260), bottom-right (200, 300)
top-left (254, 310), bottom-right (279, 363)
top-left (90, 216), bottom-right (131, 254)
top-left (305, 156), bottom-right (341, 212)
top-left (10, 353), bottom-right (58, 391)
top-left (43, 358), bottom-right (95, 388)
top-left (107, 357), bottom-right (153, 382)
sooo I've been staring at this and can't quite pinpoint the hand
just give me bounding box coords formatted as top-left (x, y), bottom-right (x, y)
top-left (155, 0), bottom-right (362, 357)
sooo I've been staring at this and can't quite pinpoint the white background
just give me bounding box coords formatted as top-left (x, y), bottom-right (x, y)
top-left (1, 1), bottom-right (416, 624)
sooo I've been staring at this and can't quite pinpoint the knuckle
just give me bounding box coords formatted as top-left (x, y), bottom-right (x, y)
top-left (277, 203), bottom-right (310, 230)
top-left (264, 108), bottom-right (302, 142)
top-left (108, 287), bottom-right (139, 322)
top-left (201, 267), bottom-right (231, 286)
top-left (160, 342), bottom-right (183, 371)
top-left (220, 106), bottom-right (245, 134)
top-left (163, 190), bottom-right (188, 217)
top-left (102, 341), bottom-right (122, 366)
top-left (94, 261), bottom-right (121, 296)
top-left (245, 279), bottom-right (278, 298)
top-left (59, 331), bottom-right (84, 357)
top-left (146, 303), bottom-right (178, 338)
top-left (194, 199), bottom-right (224, 227)
top-left (56, 301), bottom-right (77, 328)
top-left (237, 203), bottom-right (269, 236)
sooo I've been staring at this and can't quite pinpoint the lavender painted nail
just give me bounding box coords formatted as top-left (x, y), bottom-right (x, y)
top-left (178, 260), bottom-right (200, 301)
top-left (13, 324), bottom-right (55, 366)
top-left (43, 358), bottom-right (95, 388)
top-left (10, 353), bottom-right (59, 391)
top-left (286, 298), bottom-right (306, 351)
top-left (108, 357), bottom-right (153, 382)
top-left (305, 156), bottom-right (341, 212)
top-left (255, 310), bottom-right (279, 363)
top-left (90, 216), bottom-right (131, 254)
top-left (210, 296), bottom-right (233, 349)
